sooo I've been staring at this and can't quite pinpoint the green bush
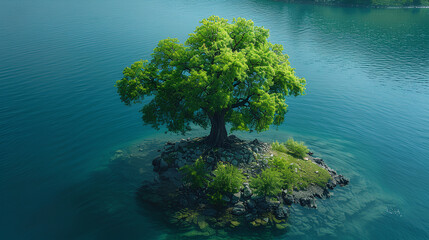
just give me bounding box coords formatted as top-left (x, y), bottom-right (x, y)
top-left (285, 138), bottom-right (309, 159)
top-left (250, 168), bottom-right (283, 197)
top-left (179, 157), bottom-right (209, 189)
top-left (208, 163), bottom-right (245, 204)
top-left (271, 141), bottom-right (287, 153)
top-left (268, 156), bottom-right (298, 191)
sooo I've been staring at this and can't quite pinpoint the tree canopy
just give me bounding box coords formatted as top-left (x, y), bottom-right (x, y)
top-left (115, 16), bottom-right (306, 146)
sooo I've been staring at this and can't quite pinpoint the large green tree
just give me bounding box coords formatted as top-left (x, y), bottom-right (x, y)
top-left (116, 16), bottom-right (306, 147)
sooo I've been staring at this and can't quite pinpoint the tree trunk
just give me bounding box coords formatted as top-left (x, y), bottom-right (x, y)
top-left (206, 111), bottom-right (228, 147)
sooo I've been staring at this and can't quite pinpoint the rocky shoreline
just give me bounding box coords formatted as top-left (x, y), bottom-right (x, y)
top-left (137, 135), bottom-right (349, 231)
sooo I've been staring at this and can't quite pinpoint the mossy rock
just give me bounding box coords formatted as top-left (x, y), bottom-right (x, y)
top-left (262, 212), bottom-right (284, 225)
top-left (198, 220), bottom-right (209, 230)
top-left (275, 223), bottom-right (288, 230)
top-left (251, 218), bottom-right (269, 227)
top-left (230, 220), bottom-right (240, 228)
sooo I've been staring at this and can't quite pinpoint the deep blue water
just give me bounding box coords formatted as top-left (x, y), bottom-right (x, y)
top-left (1, 0), bottom-right (428, 239)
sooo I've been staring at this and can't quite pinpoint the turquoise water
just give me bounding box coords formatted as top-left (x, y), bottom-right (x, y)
top-left (1, 0), bottom-right (428, 239)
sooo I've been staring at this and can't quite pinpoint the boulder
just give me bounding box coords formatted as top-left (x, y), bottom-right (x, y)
top-left (256, 200), bottom-right (269, 211)
top-left (299, 197), bottom-right (317, 208)
top-left (335, 175), bottom-right (350, 186)
top-left (232, 202), bottom-right (246, 216)
top-left (275, 204), bottom-right (289, 219)
top-left (246, 199), bottom-right (256, 209)
top-left (231, 192), bottom-right (241, 204)
top-left (245, 213), bottom-right (256, 222)
top-left (327, 180), bottom-right (336, 190)
top-left (282, 193), bottom-right (294, 205)
top-left (267, 199), bottom-right (280, 209)
top-left (243, 185), bottom-right (253, 198)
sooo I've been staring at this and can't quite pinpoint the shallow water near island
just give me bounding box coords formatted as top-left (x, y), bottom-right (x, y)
top-left (1, 0), bottom-right (429, 239)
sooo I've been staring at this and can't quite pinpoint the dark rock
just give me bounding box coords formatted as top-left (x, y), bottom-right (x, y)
top-left (256, 200), bottom-right (269, 211)
top-left (250, 194), bottom-right (263, 201)
top-left (231, 192), bottom-right (241, 204)
top-left (327, 167), bottom-right (337, 175)
top-left (232, 202), bottom-right (246, 216)
top-left (299, 197), bottom-right (317, 208)
top-left (245, 213), bottom-right (256, 222)
top-left (243, 184), bottom-right (252, 198)
top-left (267, 199), bottom-right (281, 209)
top-left (335, 175), bottom-right (350, 186)
top-left (327, 179), bottom-right (336, 189)
top-left (282, 193), bottom-right (294, 205)
top-left (251, 139), bottom-right (260, 145)
top-left (275, 204), bottom-right (289, 219)
top-left (312, 157), bottom-right (325, 166)
top-left (246, 199), bottom-right (256, 209)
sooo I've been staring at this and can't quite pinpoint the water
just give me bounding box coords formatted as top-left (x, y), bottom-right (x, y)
top-left (1, 0), bottom-right (428, 239)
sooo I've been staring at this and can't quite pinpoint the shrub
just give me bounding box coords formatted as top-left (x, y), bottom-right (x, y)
top-left (268, 156), bottom-right (298, 191)
top-left (250, 168), bottom-right (283, 197)
top-left (208, 163), bottom-right (245, 204)
top-left (285, 138), bottom-right (309, 159)
top-left (271, 141), bottom-right (287, 153)
top-left (179, 157), bottom-right (209, 189)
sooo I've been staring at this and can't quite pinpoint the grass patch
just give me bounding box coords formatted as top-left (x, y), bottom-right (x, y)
top-left (271, 138), bottom-right (309, 159)
top-left (271, 141), bottom-right (288, 153)
top-left (285, 138), bottom-right (309, 159)
top-left (269, 150), bottom-right (331, 190)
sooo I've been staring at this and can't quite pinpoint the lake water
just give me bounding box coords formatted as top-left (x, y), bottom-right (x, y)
top-left (1, 0), bottom-right (428, 239)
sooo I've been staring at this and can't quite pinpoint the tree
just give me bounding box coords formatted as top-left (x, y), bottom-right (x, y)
top-left (115, 16), bottom-right (306, 147)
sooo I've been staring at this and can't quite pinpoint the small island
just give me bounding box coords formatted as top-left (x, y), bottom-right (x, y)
top-left (138, 136), bottom-right (348, 234)
top-left (115, 16), bottom-right (349, 236)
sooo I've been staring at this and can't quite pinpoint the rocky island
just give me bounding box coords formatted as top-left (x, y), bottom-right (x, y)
top-left (115, 16), bottom-right (349, 237)
top-left (138, 135), bottom-right (349, 234)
